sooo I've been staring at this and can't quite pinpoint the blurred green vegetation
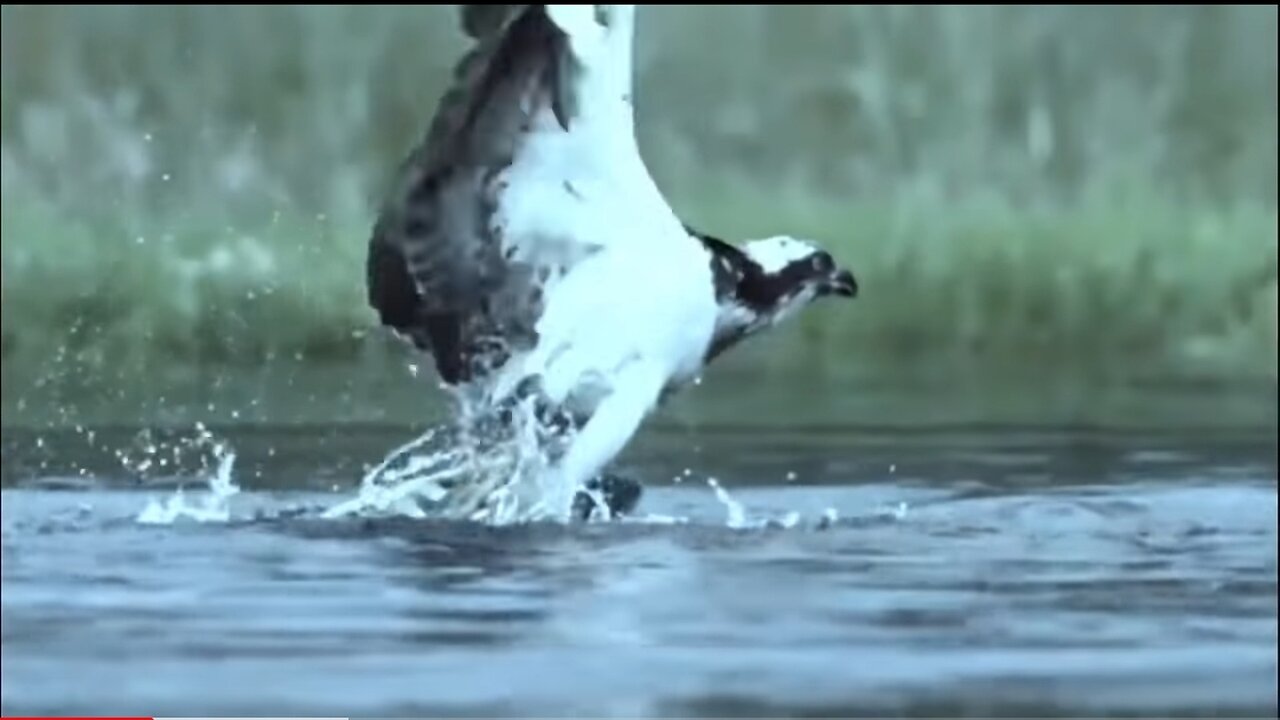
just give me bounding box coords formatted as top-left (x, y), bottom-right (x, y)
top-left (1, 5), bottom-right (1276, 428)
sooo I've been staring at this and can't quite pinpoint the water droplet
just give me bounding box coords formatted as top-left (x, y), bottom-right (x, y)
top-left (161, 173), bottom-right (171, 182)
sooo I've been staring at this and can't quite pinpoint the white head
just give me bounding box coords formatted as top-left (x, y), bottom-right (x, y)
top-left (740, 234), bottom-right (857, 295)
top-left (697, 231), bottom-right (858, 363)
top-left (740, 236), bottom-right (823, 273)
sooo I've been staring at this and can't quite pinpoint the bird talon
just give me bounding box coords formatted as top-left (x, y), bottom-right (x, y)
top-left (572, 472), bottom-right (644, 521)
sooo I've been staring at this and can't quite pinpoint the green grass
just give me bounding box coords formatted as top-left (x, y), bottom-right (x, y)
top-left (5, 183), bottom-right (1274, 378)
top-left (2, 186), bottom-right (1274, 428)
top-left (680, 183), bottom-right (1278, 384)
top-left (1, 5), bottom-right (1275, 428)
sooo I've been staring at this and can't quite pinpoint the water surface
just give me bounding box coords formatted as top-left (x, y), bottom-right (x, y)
top-left (2, 424), bottom-right (1276, 717)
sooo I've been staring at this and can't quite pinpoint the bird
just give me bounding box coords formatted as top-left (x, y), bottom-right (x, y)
top-left (364, 4), bottom-right (858, 522)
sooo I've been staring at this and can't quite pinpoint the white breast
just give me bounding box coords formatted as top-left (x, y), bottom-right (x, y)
top-left (488, 234), bottom-right (716, 410)
top-left (483, 91), bottom-right (717, 410)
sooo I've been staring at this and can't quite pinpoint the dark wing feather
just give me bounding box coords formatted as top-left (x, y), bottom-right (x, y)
top-left (366, 5), bottom-right (577, 385)
top-left (460, 5), bottom-right (525, 39)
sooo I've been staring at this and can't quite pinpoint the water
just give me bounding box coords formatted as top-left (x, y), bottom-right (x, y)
top-left (1, 423), bottom-right (1277, 717)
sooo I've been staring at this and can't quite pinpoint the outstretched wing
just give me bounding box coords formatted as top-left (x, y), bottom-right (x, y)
top-left (366, 4), bottom-right (679, 386)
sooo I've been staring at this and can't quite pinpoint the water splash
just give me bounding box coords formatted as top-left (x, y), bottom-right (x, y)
top-left (320, 427), bottom-right (461, 520)
top-left (703, 477), bottom-right (807, 530)
top-left (707, 476), bottom-right (748, 529)
top-left (135, 441), bottom-right (239, 525)
top-left (321, 390), bottom-right (580, 525)
top-left (117, 396), bottom-right (883, 532)
top-left (121, 389), bottom-right (588, 527)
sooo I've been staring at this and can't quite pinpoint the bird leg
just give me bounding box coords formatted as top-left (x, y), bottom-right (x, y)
top-left (542, 361), bottom-right (662, 521)
top-left (472, 367), bottom-right (657, 522)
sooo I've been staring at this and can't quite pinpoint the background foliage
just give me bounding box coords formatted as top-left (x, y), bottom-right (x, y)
top-left (1, 5), bottom-right (1275, 428)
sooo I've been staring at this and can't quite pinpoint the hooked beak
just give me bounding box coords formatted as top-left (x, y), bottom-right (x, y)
top-left (825, 268), bottom-right (858, 298)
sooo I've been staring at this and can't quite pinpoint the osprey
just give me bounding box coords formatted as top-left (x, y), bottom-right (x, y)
top-left (366, 4), bottom-right (857, 521)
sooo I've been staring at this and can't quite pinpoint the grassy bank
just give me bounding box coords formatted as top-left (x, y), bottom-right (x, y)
top-left (1, 5), bottom-right (1276, 428)
top-left (3, 188), bottom-right (1274, 429)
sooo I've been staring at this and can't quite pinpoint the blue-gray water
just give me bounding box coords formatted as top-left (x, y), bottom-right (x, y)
top-left (2, 424), bottom-right (1277, 717)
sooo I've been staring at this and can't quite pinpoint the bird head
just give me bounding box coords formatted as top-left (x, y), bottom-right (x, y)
top-left (739, 235), bottom-right (858, 303)
top-left (699, 231), bottom-right (858, 364)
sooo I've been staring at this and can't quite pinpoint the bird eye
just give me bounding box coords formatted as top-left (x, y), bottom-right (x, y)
top-left (812, 252), bottom-right (834, 273)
